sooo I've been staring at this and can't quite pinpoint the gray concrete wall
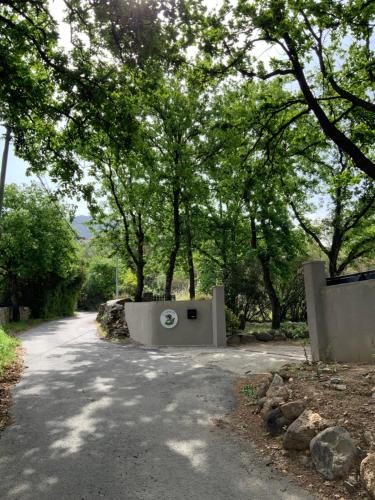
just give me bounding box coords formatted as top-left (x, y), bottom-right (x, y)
top-left (303, 261), bottom-right (375, 363)
top-left (125, 286), bottom-right (227, 347)
top-left (125, 300), bottom-right (213, 346)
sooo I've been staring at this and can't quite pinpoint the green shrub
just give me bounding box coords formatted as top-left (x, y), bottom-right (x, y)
top-left (0, 184), bottom-right (84, 319)
top-left (0, 328), bottom-right (19, 377)
top-left (281, 321), bottom-right (309, 339)
top-left (225, 306), bottom-right (240, 332)
top-left (79, 257), bottom-right (117, 310)
top-left (241, 384), bottom-right (257, 400)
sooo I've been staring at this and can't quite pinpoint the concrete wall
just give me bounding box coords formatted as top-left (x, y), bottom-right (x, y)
top-left (125, 286), bottom-right (226, 347)
top-left (303, 261), bottom-right (375, 363)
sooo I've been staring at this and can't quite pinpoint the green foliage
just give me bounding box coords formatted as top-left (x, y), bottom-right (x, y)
top-left (241, 384), bottom-right (257, 400)
top-left (0, 328), bottom-right (19, 377)
top-left (225, 306), bottom-right (240, 333)
top-left (1, 0), bottom-right (374, 328)
top-left (79, 257), bottom-right (117, 309)
top-left (281, 322), bottom-right (309, 340)
top-left (0, 184), bottom-right (83, 318)
top-left (1, 320), bottom-right (44, 336)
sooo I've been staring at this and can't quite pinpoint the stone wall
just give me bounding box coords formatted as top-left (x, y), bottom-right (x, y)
top-left (19, 307), bottom-right (31, 322)
top-left (0, 307), bottom-right (12, 325)
top-left (0, 306), bottom-right (31, 325)
top-left (96, 298), bottom-right (131, 337)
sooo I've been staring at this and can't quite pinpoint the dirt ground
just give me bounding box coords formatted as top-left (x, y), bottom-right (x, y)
top-left (0, 347), bottom-right (23, 431)
top-left (231, 362), bottom-right (375, 500)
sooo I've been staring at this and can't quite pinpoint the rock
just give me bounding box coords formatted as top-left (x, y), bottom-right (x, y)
top-left (280, 400), bottom-right (306, 422)
top-left (364, 431), bottom-right (374, 449)
top-left (260, 397), bottom-right (285, 420)
top-left (333, 384), bottom-right (347, 391)
top-left (258, 397), bottom-right (267, 409)
top-left (265, 408), bottom-right (290, 436)
top-left (344, 479), bottom-right (358, 495)
top-left (257, 381), bottom-right (270, 398)
top-left (255, 331), bottom-right (274, 342)
top-left (227, 334), bottom-right (241, 346)
top-left (310, 426), bottom-right (356, 480)
top-left (283, 410), bottom-right (332, 450)
top-left (318, 366), bottom-right (333, 374)
top-left (273, 331), bottom-right (287, 341)
top-left (278, 368), bottom-right (291, 380)
top-left (300, 455), bottom-right (310, 466)
top-left (330, 377), bottom-right (344, 385)
top-left (269, 373), bottom-right (284, 388)
top-left (360, 453), bottom-right (375, 499)
top-left (266, 384), bottom-right (290, 400)
top-left (256, 374), bottom-right (273, 398)
top-left (96, 298), bottom-right (132, 338)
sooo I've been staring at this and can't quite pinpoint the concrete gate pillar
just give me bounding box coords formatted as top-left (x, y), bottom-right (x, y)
top-left (212, 285), bottom-right (226, 347)
top-left (303, 261), bottom-right (328, 361)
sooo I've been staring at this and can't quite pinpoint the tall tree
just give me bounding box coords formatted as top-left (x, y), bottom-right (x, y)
top-left (200, 0), bottom-right (375, 178)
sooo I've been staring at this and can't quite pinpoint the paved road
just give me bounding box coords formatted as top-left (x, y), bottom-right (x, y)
top-left (0, 313), bottom-right (313, 500)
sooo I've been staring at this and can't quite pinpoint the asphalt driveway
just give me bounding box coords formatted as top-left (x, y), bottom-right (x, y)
top-left (0, 313), bottom-right (313, 500)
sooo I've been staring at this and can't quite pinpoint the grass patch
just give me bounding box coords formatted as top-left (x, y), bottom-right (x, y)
top-left (245, 322), bottom-right (273, 334)
top-left (0, 327), bottom-right (20, 377)
top-left (2, 319), bottom-right (45, 336)
top-left (244, 321), bottom-right (309, 339)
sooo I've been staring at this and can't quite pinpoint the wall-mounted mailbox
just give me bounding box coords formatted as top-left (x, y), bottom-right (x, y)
top-left (187, 309), bottom-right (197, 319)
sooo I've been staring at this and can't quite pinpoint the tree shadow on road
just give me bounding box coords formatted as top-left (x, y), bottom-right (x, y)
top-left (0, 326), bottom-right (311, 500)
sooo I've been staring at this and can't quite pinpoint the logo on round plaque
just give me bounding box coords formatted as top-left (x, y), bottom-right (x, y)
top-left (160, 309), bottom-right (178, 329)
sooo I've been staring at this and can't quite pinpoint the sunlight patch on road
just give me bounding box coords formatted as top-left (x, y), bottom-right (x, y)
top-left (166, 439), bottom-right (208, 472)
top-left (49, 397), bottom-right (112, 456)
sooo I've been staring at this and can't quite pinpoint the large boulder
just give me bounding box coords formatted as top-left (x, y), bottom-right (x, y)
top-left (266, 384), bottom-right (290, 400)
top-left (310, 427), bottom-right (356, 480)
top-left (280, 400), bottom-right (306, 422)
top-left (260, 397), bottom-right (286, 420)
top-left (360, 453), bottom-right (375, 499)
top-left (283, 410), bottom-right (332, 450)
top-left (96, 298), bottom-right (131, 337)
top-left (266, 408), bottom-right (290, 436)
top-left (254, 331), bottom-right (274, 342)
top-left (269, 373), bottom-right (284, 388)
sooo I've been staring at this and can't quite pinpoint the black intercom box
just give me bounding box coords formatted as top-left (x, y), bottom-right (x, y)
top-left (187, 309), bottom-right (197, 319)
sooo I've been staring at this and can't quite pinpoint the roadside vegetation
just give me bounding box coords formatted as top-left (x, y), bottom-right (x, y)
top-left (0, 185), bottom-right (84, 320)
top-left (0, 328), bottom-right (19, 378)
top-left (0, 1), bottom-right (374, 334)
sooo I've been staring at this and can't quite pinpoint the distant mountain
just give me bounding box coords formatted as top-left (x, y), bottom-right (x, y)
top-left (72, 215), bottom-right (93, 239)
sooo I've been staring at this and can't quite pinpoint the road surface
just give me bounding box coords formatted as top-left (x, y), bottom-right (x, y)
top-left (0, 313), bottom-right (313, 500)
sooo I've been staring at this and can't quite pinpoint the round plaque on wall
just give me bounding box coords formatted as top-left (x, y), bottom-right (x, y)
top-left (160, 309), bottom-right (178, 329)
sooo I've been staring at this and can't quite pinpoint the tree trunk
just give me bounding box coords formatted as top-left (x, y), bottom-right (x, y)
top-left (283, 34), bottom-right (375, 180)
top-left (184, 204), bottom-right (195, 299)
top-left (134, 264), bottom-right (144, 302)
top-left (259, 255), bottom-right (282, 329)
top-left (251, 216), bottom-right (281, 329)
top-left (10, 275), bottom-right (20, 322)
top-left (0, 126), bottom-right (11, 220)
top-left (187, 239), bottom-right (195, 300)
top-left (165, 188), bottom-right (181, 300)
top-left (134, 213), bottom-right (145, 302)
